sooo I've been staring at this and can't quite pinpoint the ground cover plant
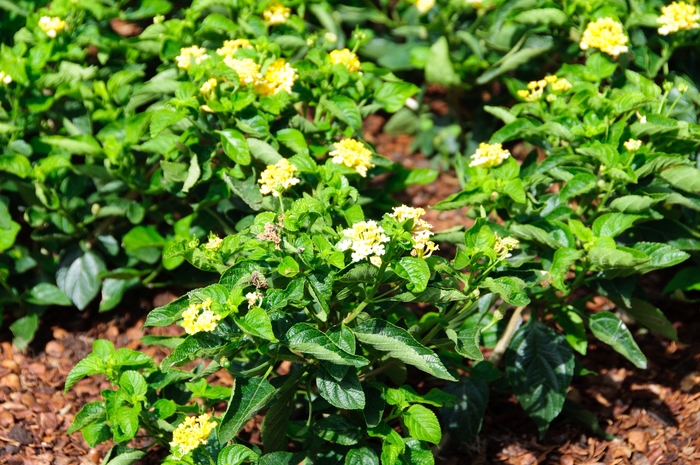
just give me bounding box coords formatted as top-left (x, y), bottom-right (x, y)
top-left (0, 0), bottom-right (424, 348)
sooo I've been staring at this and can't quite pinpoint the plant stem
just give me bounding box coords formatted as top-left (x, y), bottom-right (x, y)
top-left (488, 306), bottom-right (527, 366)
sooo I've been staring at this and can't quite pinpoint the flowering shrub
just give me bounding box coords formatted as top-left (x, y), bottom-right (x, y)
top-left (0, 0), bottom-right (424, 346)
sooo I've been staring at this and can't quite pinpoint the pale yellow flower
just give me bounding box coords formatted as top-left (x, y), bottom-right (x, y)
top-left (329, 139), bottom-right (375, 177)
top-left (389, 206), bottom-right (438, 258)
top-left (246, 292), bottom-right (263, 308)
top-left (199, 78), bottom-right (217, 99)
top-left (551, 78), bottom-right (572, 92)
top-left (254, 58), bottom-right (297, 95)
top-left (0, 71), bottom-right (12, 85)
top-left (38, 16), bottom-right (66, 38)
top-left (258, 158), bottom-right (300, 197)
top-left (176, 46), bottom-right (209, 70)
top-left (180, 299), bottom-right (222, 335)
top-left (330, 49), bottom-right (362, 73)
top-left (517, 89), bottom-right (530, 99)
top-left (412, 229), bottom-right (439, 259)
top-left (466, 0), bottom-right (483, 8)
top-left (223, 57), bottom-right (263, 86)
top-left (469, 142), bottom-right (511, 168)
top-left (494, 235), bottom-right (519, 259)
top-left (170, 414), bottom-right (217, 459)
top-left (204, 235), bottom-right (223, 250)
top-left (658, 2), bottom-right (700, 35)
top-left (264, 1), bottom-right (291, 25)
top-left (338, 221), bottom-right (390, 265)
top-left (580, 18), bottom-right (629, 58)
top-left (414, 0), bottom-right (436, 13)
top-left (623, 139), bottom-right (643, 152)
top-left (153, 15), bottom-right (165, 24)
top-left (216, 39), bottom-right (253, 57)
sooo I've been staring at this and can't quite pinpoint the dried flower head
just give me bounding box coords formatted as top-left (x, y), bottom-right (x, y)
top-left (623, 139), bottom-right (643, 152)
top-left (338, 221), bottom-right (390, 266)
top-left (330, 49), bottom-right (362, 73)
top-left (38, 16), bottom-right (66, 38)
top-left (170, 414), bottom-right (217, 459)
top-left (580, 18), bottom-right (629, 58)
top-left (658, 2), bottom-right (700, 35)
top-left (329, 138), bottom-right (375, 177)
top-left (180, 298), bottom-right (222, 335)
top-left (224, 57), bottom-right (263, 86)
top-left (469, 142), bottom-right (511, 168)
top-left (258, 158), bottom-right (300, 197)
top-left (216, 39), bottom-right (253, 57)
top-left (254, 58), bottom-right (297, 96)
top-left (176, 46), bottom-right (209, 70)
top-left (264, 1), bottom-right (291, 25)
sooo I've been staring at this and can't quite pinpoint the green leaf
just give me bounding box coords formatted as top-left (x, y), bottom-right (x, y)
top-left (144, 295), bottom-right (189, 327)
top-left (345, 447), bottom-right (379, 465)
top-left (101, 446), bottom-right (146, 465)
top-left (235, 307), bottom-right (278, 342)
top-left (557, 310), bottom-right (587, 355)
top-left (9, 314), bottom-right (37, 351)
top-left (218, 129), bottom-right (251, 165)
top-left (550, 248), bottom-right (584, 291)
top-left (261, 370), bottom-right (304, 453)
top-left (660, 165), bottom-right (700, 193)
top-left (119, 371), bottom-right (147, 404)
top-left (0, 220), bottom-right (20, 252)
top-left (149, 109), bottom-right (186, 137)
top-left (82, 422), bottom-right (112, 447)
top-left (505, 320), bottom-right (574, 437)
top-left (123, 225), bottom-right (165, 250)
top-left (399, 438), bottom-right (434, 464)
top-left (445, 328), bottom-right (483, 361)
top-left (632, 242), bottom-right (689, 274)
top-left (587, 247), bottom-right (649, 270)
top-left (425, 37), bottom-right (460, 87)
top-left (559, 173), bottom-right (597, 202)
top-left (663, 267), bottom-right (700, 293)
top-left (286, 323), bottom-right (369, 367)
top-left (0, 154), bottom-right (32, 178)
top-left (248, 139), bottom-right (282, 165)
top-left (276, 128), bottom-right (309, 156)
top-left (316, 366), bottom-right (365, 410)
top-left (182, 155), bottom-right (201, 193)
top-left (217, 445), bottom-right (259, 465)
top-left (161, 333), bottom-right (225, 369)
top-left (25, 283), bottom-right (72, 306)
top-left (441, 378), bottom-right (489, 442)
top-left (618, 298), bottom-right (678, 341)
top-left (515, 8), bottom-right (568, 25)
top-left (402, 404), bottom-right (441, 444)
top-left (326, 96), bottom-right (362, 130)
top-left (313, 415), bottom-right (362, 446)
top-left (609, 195), bottom-right (661, 213)
top-left (65, 353), bottom-right (105, 392)
top-left (277, 256), bottom-right (300, 277)
top-left (375, 82), bottom-right (420, 113)
top-left (353, 319), bottom-right (455, 381)
top-left (40, 135), bottom-right (102, 156)
top-left (589, 312), bottom-right (647, 369)
top-left (56, 250), bottom-right (106, 310)
top-left (395, 257), bottom-right (431, 293)
top-left (219, 377), bottom-right (276, 444)
top-left (259, 452), bottom-right (305, 465)
top-left (592, 213), bottom-right (644, 238)
top-left (510, 224), bottom-right (562, 250)
top-left (480, 277), bottom-right (530, 306)
top-left (67, 401), bottom-right (106, 434)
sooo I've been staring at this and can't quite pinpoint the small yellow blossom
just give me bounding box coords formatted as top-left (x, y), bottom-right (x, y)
top-left (414, 0), bottom-right (436, 13)
top-left (0, 71), bottom-right (12, 85)
top-left (623, 139), bottom-right (643, 152)
top-left (517, 89), bottom-right (530, 98)
top-left (338, 221), bottom-right (390, 265)
top-left (329, 139), bottom-right (375, 177)
top-left (469, 142), bottom-right (511, 168)
top-left (153, 15), bottom-right (165, 24)
top-left (494, 235), bottom-right (519, 259)
top-left (199, 78), bottom-right (217, 99)
top-left (200, 105), bottom-right (214, 113)
top-left (389, 206), bottom-right (438, 258)
top-left (224, 57), bottom-right (263, 86)
top-left (544, 75), bottom-right (558, 84)
top-left (216, 39), bottom-right (253, 57)
top-left (258, 158), bottom-right (300, 197)
top-left (580, 18), bottom-right (629, 58)
top-left (176, 46), bottom-right (209, 70)
top-left (264, 1), bottom-right (291, 25)
top-left (170, 414), bottom-right (217, 459)
top-left (658, 2), bottom-right (700, 35)
top-left (180, 299), bottom-right (222, 335)
top-left (551, 78), bottom-right (572, 92)
top-left (38, 16), bottom-right (66, 39)
top-left (205, 235), bottom-right (223, 250)
top-left (254, 58), bottom-right (297, 96)
top-left (521, 80), bottom-right (547, 102)
top-left (330, 49), bottom-right (362, 73)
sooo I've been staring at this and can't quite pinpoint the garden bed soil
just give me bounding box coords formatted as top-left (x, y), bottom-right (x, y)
top-left (2, 124), bottom-right (699, 465)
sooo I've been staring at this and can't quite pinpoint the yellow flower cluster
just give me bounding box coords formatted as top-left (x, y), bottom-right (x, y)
top-left (330, 49), bottom-right (362, 73)
top-left (517, 75), bottom-right (572, 102)
top-left (169, 414), bottom-right (217, 458)
top-left (623, 139), bottom-right (643, 152)
top-left (199, 78), bottom-right (217, 99)
top-left (580, 18), bottom-right (629, 58)
top-left (181, 298), bottom-right (222, 335)
top-left (38, 16), bottom-right (66, 39)
top-left (216, 39), bottom-right (253, 57)
top-left (224, 57), bottom-right (263, 86)
top-left (176, 46), bottom-right (209, 70)
top-left (338, 221), bottom-right (390, 267)
top-left (255, 58), bottom-right (297, 96)
top-left (264, 1), bottom-right (291, 25)
top-left (329, 139), bottom-right (375, 177)
top-left (204, 235), bottom-right (223, 251)
top-left (658, 2), bottom-right (700, 35)
top-left (0, 71), bottom-right (12, 85)
top-left (494, 235), bottom-right (519, 259)
top-left (469, 142), bottom-right (511, 169)
top-left (258, 158), bottom-right (300, 197)
top-left (414, 0), bottom-right (436, 13)
top-left (389, 206), bottom-right (439, 259)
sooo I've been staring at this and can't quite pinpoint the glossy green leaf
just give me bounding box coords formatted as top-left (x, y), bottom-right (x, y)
top-left (219, 377), bottom-right (276, 443)
top-left (316, 366), bottom-right (365, 410)
top-left (589, 312), bottom-right (647, 368)
top-left (402, 404), bottom-right (441, 444)
top-left (287, 323), bottom-right (369, 367)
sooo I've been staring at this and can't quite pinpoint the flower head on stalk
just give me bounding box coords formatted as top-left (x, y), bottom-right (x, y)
top-left (329, 138), bottom-right (375, 177)
top-left (180, 298), bottom-right (222, 335)
top-left (580, 18), bottom-right (629, 58)
top-left (176, 46), bottom-right (209, 70)
top-left (469, 143), bottom-right (511, 168)
top-left (330, 49), bottom-right (362, 73)
top-left (254, 58), bottom-right (297, 95)
top-left (388, 206), bottom-right (439, 259)
top-left (263, 1), bottom-right (291, 25)
top-left (169, 413), bottom-right (217, 459)
top-left (658, 2), bottom-right (700, 35)
top-left (258, 158), bottom-right (300, 197)
top-left (38, 16), bottom-right (66, 38)
top-left (338, 221), bottom-right (390, 267)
